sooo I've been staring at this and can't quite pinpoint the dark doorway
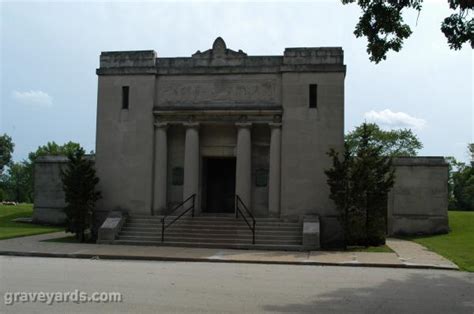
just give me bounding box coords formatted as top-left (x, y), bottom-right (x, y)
top-left (203, 157), bottom-right (236, 213)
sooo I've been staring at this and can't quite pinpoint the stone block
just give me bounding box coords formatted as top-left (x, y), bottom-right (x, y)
top-left (100, 50), bottom-right (157, 68)
top-left (302, 215), bottom-right (320, 250)
top-left (97, 211), bottom-right (126, 243)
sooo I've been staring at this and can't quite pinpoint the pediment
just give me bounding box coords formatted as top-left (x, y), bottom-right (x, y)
top-left (192, 37), bottom-right (247, 60)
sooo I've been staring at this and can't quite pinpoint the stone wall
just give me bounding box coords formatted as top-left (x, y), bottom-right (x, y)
top-left (32, 155), bottom-right (97, 226)
top-left (32, 156), bottom-right (68, 225)
top-left (388, 157), bottom-right (449, 236)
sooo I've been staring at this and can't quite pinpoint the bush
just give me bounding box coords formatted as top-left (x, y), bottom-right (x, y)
top-left (326, 123), bottom-right (395, 247)
top-left (61, 148), bottom-right (100, 242)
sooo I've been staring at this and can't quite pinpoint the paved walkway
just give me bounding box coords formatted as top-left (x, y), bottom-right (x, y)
top-left (0, 232), bottom-right (458, 270)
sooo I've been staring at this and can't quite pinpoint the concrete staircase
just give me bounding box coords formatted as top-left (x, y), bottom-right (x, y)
top-left (114, 215), bottom-right (303, 251)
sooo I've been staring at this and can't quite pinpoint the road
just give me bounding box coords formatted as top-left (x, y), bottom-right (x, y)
top-left (0, 256), bottom-right (473, 313)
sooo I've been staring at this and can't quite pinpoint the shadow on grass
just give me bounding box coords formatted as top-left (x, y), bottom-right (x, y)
top-left (0, 208), bottom-right (63, 240)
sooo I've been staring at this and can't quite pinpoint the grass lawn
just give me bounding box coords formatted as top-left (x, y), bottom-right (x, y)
top-left (0, 204), bottom-right (62, 240)
top-left (406, 211), bottom-right (474, 272)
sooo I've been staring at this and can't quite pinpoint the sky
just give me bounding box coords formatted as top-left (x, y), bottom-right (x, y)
top-left (0, 0), bottom-right (473, 162)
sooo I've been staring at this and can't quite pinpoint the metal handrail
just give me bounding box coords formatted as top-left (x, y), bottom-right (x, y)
top-left (235, 195), bottom-right (256, 244)
top-left (161, 194), bottom-right (196, 242)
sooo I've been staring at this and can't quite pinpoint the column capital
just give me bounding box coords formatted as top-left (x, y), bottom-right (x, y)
top-left (183, 122), bottom-right (200, 129)
top-left (268, 122), bottom-right (282, 129)
top-left (235, 122), bottom-right (252, 129)
top-left (154, 122), bottom-right (168, 129)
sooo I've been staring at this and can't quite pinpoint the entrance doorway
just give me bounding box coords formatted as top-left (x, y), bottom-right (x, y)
top-left (202, 157), bottom-right (236, 213)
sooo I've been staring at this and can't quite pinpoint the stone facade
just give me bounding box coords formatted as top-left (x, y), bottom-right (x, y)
top-left (94, 38), bottom-right (346, 245)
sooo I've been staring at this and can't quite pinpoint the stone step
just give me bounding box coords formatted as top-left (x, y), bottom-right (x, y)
top-left (125, 220), bottom-right (301, 227)
top-left (113, 239), bottom-right (303, 251)
top-left (121, 228), bottom-right (300, 237)
top-left (129, 216), bottom-right (298, 223)
top-left (119, 231), bottom-right (302, 240)
top-left (116, 215), bottom-right (304, 250)
top-left (117, 235), bottom-right (301, 245)
top-left (124, 224), bottom-right (301, 233)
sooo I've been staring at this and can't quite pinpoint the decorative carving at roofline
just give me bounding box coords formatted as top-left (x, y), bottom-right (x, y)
top-left (192, 37), bottom-right (247, 59)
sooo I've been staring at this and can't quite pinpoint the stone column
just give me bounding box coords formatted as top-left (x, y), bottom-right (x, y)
top-left (183, 122), bottom-right (200, 210)
top-left (268, 123), bottom-right (282, 216)
top-left (153, 122), bottom-right (168, 214)
top-left (235, 122), bottom-right (252, 207)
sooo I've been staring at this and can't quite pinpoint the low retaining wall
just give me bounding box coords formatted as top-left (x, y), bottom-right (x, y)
top-left (33, 156), bottom-right (69, 225)
top-left (32, 155), bottom-right (95, 225)
top-left (388, 157), bottom-right (449, 236)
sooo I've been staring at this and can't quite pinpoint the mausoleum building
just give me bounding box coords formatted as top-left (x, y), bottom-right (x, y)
top-left (95, 37), bottom-right (344, 220)
top-left (33, 38), bottom-right (449, 249)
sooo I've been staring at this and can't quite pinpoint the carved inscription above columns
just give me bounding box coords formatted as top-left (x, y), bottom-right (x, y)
top-left (157, 79), bottom-right (279, 107)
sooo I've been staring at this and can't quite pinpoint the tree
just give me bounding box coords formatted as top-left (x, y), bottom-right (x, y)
top-left (0, 134), bottom-right (14, 175)
top-left (469, 143), bottom-right (474, 166)
top-left (326, 123), bottom-right (395, 247)
top-left (325, 144), bottom-right (353, 246)
top-left (28, 141), bottom-right (81, 164)
top-left (445, 156), bottom-right (464, 209)
top-left (61, 147), bottom-right (101, 242)
top-left (342, 0), bottom-right (473, 63)
top-left (452, 162), bottom-right (474, 211)
top-left (447, 144), bottom-right (474, 211)
top-left (346, 123), bottom-right (423, 157)
top-left (2, 162), bottom-right (32, 203)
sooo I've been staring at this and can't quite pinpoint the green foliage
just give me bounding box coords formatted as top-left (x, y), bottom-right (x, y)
top-left (1, 162), bottom-right (33, 203)
top-left (61, 147), bottom-right (100, 242)
top-left (441, 0), bottom-right (474, 50)
top-left (326, 123), bottom-right (395, 247)
top-left (451, 164), bottom-right (474, 211)
top-left (446, 144), bottom-right (474, 211)
top-left (28, 141), bottom-right (81, 163)
top-left (345, 123), bottom-right (422, 157)
top-left (0, 134), bottom-right (14, 175)
top-left (446, 156), bottom-right (463, 209)
top-left (469, 143), bottom-right (474, 166)
top-left (342, 0), bottom-right (473, 63)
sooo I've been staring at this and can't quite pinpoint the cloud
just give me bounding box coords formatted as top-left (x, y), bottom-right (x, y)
top-left (364, 109), bottom-right (427, 130)
top-left (11, 90), bottom-right (53, 107)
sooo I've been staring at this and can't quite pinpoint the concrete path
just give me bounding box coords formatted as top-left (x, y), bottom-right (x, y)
top-left (386, 238), bottom-right (457, 268)
top-left (0, 232), bottom-right (458, 270)
top-left (1, 256), bottom-right (472, 314)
